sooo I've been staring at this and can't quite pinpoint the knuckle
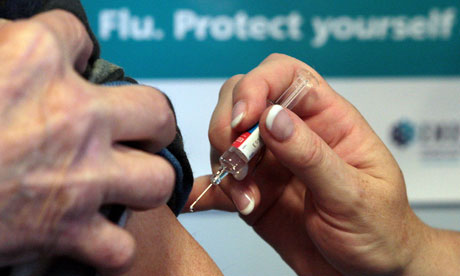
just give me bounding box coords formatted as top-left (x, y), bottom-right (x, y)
top-left (54, 10), bottom-right (87, 37)
top-left (18, 174), bottom-right (76, 241)
top-left (219, 74), bottom-right (244, 99)
top-left (208, 124), bottom-right (219, 146)
top-left (296, 136), bottom-right (324, 169)
top-left (233, 74), bottom-right (264, 98)
top-left (265, 52), bottom-right (289, 62)
top-left (84, 92), bottom-right (106, 124)
top-left (47, 86), bottom-right (101, 144)
top-left (154, 93), bottom-right (176, 143)
top-left (0, 21), bottom-right (63, 100)
top-left (233, 75), bottom-right (248, 93)
top-left (51, 109), bottom-right (88, 143)
top-left (103, 238), bottom-right (135, 271)
top-left (262, 53), bottom-right (299, 68)
top-left (8, 21), bottom-right (62, 63)
top-left (208, 118), bottom-right (227, 150)
top-left (53, 9), bottom-right (93, 59)
top-left (228, 74), bottom-right (245, 83)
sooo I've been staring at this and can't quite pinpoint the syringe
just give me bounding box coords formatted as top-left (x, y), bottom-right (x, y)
top-left (189, 69), bottom-right (318, 212)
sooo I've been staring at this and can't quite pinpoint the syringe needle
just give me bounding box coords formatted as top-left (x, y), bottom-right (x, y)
top-left (189, 183), bottom-right (213, 212)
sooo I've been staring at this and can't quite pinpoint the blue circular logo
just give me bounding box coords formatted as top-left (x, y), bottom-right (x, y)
top-left (391, 120), bottom-right (415, 147)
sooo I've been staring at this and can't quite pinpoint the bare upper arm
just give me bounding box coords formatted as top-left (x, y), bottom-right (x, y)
top-left (118, 205), bottom-right (223, 276)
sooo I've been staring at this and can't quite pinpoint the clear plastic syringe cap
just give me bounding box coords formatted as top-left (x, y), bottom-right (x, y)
top-left (276, 69), bottom-right (319, 110)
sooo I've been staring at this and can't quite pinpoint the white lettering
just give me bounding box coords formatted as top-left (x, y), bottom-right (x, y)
top-left (99, 9), bottom-right (117, 40)
top-left (235, 11), bottom-right (248, 40)
top-left (98, 8), bottom-right (164, 41)
top-left (332, 16), bottom-right (354, 41)
top-left (249, 16), bottom-right (268, 40)
top-left (210, 15), bottom-right (233, 41)
top-left (441, 8), bottom-right (456, 39)
top-left (99, 7), bottom-right (456, 44)
top-left (311, 17), bottom-right (330, 48)
top-left (195, 16), bottom-right (210, 40)
top-left (427, 9), bottom-right (440, 39)
top-left (410, 16), bottom-right (427, 40)
top-left (118, 8), bottom-right (130, 40)
top-left (269, 16), bottom-right (285, 40)
top-left (310, 7), bottom-right (457, 47)
top-left (391, 16), bottom-right (407, 40)
top-left (287, 12), bottom-right (303, 40)
top-left (131, 16), bottom-right (162, 40)
top-left (174, 9), bottom-right (197, 40)
top-left (173, 9), bottom-right (304, 41)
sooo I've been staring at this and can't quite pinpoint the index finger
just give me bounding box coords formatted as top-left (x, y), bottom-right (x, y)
top-left (231, 53), bottom-right (329, 131)
top-left (96, 83), bottom-right (177, 151)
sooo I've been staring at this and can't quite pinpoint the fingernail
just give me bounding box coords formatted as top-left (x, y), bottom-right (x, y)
top-left (231, 101), bottom-right (246, 128)
top-left (231, 187), bottom-right (254, 215)
top-left (266, 105), bottom-right (294, 141)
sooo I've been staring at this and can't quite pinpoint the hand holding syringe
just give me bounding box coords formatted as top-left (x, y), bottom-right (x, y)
top-left (190, 69), bottom-right (319, 212)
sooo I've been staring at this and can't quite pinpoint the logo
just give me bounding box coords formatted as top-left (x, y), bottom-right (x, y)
top-left (390, 119), bottom-right (460, 160)
top-left (391, 120), bottom-right (415, 147)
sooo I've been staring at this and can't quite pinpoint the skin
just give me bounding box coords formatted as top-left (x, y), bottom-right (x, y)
top-left (187, 54), bottom-right (460, 275)
top-left (3, 9), bottom-right (457, 275)
top-left (121, 206), bottom-right (223, 276)
top-left (0, 10), bottom-right (177, 274)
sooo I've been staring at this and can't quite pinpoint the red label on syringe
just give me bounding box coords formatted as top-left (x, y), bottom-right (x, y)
top-left (232, 124), bottom-right (264, 161)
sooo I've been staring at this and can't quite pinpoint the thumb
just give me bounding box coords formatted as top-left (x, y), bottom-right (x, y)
top-left (260, 105), bottom-right (357, 206)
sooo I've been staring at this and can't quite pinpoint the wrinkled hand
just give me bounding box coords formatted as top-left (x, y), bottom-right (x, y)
top-left (0, 10), bottom-right (176, 273)
top-left (187, 54), bottom-right (429, 275)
